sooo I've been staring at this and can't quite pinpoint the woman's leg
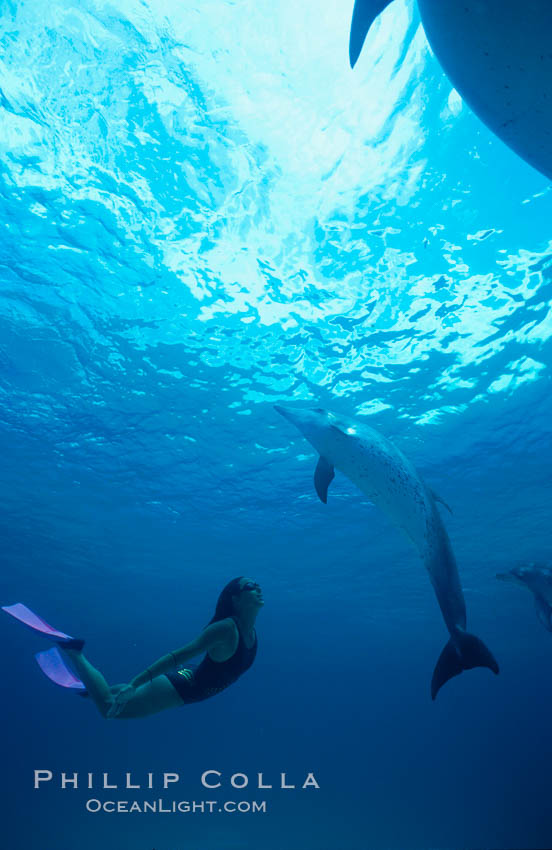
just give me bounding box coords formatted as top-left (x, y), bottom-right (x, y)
top-left (61, 649), bottom-right (185, 719)
top-left (61, 649), bottom-right (116, 716)
top-left (113, 676), bottom-right (185, 719)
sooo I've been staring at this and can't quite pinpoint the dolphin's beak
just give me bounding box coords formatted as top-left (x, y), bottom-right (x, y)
top-left (274, 404), bottom-right (294, 425)
top-left (496, 572), bottom-right (515, 583)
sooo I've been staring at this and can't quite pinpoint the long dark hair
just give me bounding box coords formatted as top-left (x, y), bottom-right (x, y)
top-left (207, 577), bottom-right (245, 624)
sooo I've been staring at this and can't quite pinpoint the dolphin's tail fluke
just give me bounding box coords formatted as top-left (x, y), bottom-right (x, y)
top-left (431, 632), bottom-right (499, 700)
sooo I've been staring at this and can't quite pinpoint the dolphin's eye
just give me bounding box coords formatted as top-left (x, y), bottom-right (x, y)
top-left (314, 407), bottom-right (325, 414)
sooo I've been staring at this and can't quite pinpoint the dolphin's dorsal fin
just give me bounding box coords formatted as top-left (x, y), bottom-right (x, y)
top-left (534, 595), bottom-right (552, 632)
top-left (429, 488), bottom-right (453, 515)
top-left (314, 456), bottom-right (335, 504)
top-left (349, 0), bottom-right (395, 68)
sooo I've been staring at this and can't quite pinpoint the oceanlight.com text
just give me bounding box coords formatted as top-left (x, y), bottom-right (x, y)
top-left (85, 798), bottom-right (267, 814)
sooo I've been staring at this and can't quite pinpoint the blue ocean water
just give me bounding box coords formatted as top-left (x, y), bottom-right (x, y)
top-left (2, 1), bottom-right (552, 848)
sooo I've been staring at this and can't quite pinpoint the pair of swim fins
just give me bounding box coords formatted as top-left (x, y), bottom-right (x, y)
top-left (2, 603), bottom-right (86, 691)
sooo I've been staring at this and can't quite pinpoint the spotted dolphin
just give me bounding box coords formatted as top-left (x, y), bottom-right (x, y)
top-left (275, 405), bottom-right (499, 699)
top-left (497, 564), bottom-right (552, 632)
top-left (349, 1), bottom-right (552, 180)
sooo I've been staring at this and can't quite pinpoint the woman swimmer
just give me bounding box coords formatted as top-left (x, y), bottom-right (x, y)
top-left (3, 576), bottom-right (262, 718)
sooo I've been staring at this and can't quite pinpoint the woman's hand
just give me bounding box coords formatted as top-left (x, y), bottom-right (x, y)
top-left (106, 684), bottom-right (136, 718)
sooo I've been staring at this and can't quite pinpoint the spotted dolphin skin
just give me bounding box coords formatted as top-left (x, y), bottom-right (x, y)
top-left (497, 564), bottom-right (552, 631)
top-left (349, 1), bottom-right (552, 180)
top-left (275, 405), bottom-right (499, 699)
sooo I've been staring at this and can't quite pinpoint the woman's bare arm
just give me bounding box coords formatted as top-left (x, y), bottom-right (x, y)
top-left (129, 620), bottom-right (235, 689)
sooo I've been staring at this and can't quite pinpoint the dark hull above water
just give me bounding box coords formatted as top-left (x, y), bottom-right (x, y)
top-left (351, 0), bottom-right (552, 180)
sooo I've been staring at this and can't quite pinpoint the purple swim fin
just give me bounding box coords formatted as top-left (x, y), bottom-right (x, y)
top-left (2, 603), bottom-right (73, 641)
top-left (35, 648), bottom-right (86, 691)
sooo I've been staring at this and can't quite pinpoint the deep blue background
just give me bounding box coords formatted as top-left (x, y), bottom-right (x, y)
top-left (2, 1), bottom-right (552, 848)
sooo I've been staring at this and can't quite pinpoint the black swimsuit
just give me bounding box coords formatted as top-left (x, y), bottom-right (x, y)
top-left (165, 617), bottom-right (257, 703)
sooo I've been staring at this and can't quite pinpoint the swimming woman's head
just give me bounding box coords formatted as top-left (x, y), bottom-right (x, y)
top-left (208, 576), bottom-right (264, 624)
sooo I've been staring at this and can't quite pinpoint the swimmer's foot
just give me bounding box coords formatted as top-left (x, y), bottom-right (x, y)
top-left (58, 638), bottom-right (85, 652)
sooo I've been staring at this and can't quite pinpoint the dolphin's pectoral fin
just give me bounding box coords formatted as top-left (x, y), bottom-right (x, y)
top-left (429, 488), bottom-right (453, 515)
top-left (349, 0), bottom-right (395, 68)
top-left (534, 595), bottom-right (552, 632)
top-left (314, 456), bottom-right (335, 504)
top-left (431, 633), bottom-right (499, 700)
